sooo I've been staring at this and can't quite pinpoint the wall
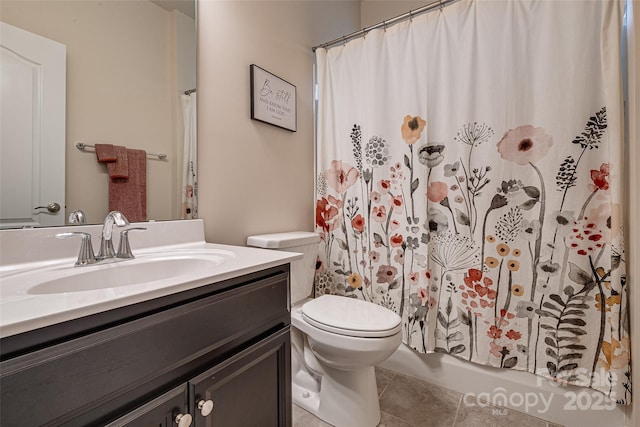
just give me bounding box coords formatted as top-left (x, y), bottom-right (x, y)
top-left (1, 0), bottom-right (182, 224)
top-left (197, 0), bottom-right (360, 246)
top-left (361, 0), bottom-right (431, 28)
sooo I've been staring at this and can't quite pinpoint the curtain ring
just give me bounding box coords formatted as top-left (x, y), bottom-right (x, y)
top-left (383, 20), bottom-right (387, 32)
top-left (409, 10), bottom-right (413, 23)
top-left (342, 35), bottom-right (347, 46)
top-left (439, 0), bottom-right (444, 11)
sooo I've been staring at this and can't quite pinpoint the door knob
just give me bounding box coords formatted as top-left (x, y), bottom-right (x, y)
top-left (197, 399), bottom-right (214, 416)
top-left (175, 413), bottom-right (192, 427)
top-left (34, 202), bottom-right (61, 213)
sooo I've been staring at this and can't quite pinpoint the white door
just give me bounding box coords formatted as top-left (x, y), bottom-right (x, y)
top-left (0, 22), bottom-right (66, 228)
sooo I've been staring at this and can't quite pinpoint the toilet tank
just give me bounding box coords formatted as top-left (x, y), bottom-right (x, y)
top-left (247, 232), bottom-right (320, 306)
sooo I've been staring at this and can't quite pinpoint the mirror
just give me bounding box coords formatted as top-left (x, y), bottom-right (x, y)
top-left (0, 0), bottom-right (196, 228)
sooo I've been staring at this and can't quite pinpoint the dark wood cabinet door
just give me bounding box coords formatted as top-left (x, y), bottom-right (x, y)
top-left (104, 384), bottom-right (188, 427)
top-left (190, 328), bottom-right (291, 427)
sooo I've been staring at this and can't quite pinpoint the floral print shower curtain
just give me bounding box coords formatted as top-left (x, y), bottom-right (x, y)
top-left (315, 0), bottom-right (630, 403)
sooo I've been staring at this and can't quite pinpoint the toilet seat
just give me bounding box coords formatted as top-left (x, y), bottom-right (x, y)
top-left (301, 295), bottom-right (401, 338)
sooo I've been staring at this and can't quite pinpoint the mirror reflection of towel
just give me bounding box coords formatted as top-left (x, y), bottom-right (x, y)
top-left (95, 143), bottom-right (117, 162)
top-left (106, 145), bottom-right (129, 179)
top-left (109, 149), bottom-right (146, 222)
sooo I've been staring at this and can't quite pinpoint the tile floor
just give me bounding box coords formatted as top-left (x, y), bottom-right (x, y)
top-left (292, 367), bottom-right (562, 427)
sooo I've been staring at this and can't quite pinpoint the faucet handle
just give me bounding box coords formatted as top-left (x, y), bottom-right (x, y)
top-left (116, 227), bottom-right (147, 259)
top-left (56, 232), bottom-right (97, 266)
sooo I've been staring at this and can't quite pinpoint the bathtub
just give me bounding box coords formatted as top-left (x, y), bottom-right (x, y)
top-left (378, 344), bottom-right (627, 427)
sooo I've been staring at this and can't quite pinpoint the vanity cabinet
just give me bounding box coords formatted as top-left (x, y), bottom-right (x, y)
top-left (190, 328), bottom-right (290, 426)
top-left (107, 329), bottom-right (290, 427)
top-left (106, 384), bottom-right (189, 427)
top-left (0, 265), bottom-right (292, 427)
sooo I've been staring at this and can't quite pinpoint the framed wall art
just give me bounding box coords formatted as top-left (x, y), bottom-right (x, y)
top-left (250, 64), bottom-right (297, 132)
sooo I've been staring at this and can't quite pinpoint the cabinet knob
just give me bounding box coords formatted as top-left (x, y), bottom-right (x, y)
top-left (197, 399), bottom-right (214, 416)
top-left (175, 413), bottom-right (192, 427)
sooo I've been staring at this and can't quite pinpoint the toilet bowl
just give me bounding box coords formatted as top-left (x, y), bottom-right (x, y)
top-left (247, 232), bottom-right (402, 427)
top-left (291, 295), bottom-right (402, 427)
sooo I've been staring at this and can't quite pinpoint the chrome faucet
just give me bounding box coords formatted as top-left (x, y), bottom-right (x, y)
top-left (68, 209), bottom-right (87, 225)
top-left (97, 211), bottom-right (130, 259)
top-left (56, 211), bottom-right (146, 266)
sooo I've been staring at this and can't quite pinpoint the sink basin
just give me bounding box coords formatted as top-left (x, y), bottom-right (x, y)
top-left (28, 256), bottom-right (225, 294)
top-left (0, 249), bottom-right (235, 298)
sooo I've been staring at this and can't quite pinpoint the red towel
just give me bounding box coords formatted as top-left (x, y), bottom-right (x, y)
top-left (95, 144), bottom-right (116, 162)
top-left (109, 149), bottom-right (146, 222)
top-left (106, 145), bottom-right (129, 179)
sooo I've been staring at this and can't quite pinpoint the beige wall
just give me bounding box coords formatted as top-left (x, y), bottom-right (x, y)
top-left (1, 0), bottom-right (187, 224)
top-left (361, 0), bottom-right (431, 28)
top-left (197, 0), bottom-right (360, 245)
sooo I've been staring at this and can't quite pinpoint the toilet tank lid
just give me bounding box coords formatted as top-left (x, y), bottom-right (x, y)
top-left (246, 231), bottom-right (320, 249)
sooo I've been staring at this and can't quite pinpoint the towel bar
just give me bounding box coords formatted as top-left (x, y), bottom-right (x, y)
top-left (75, 142), bottom-right (167, 160)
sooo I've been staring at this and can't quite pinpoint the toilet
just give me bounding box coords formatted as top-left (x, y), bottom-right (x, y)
top-left (247, 232), bottom-right (402, 427)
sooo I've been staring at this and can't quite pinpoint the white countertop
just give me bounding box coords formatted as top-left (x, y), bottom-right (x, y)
top-left (0, 220), bottom-right (301, 338)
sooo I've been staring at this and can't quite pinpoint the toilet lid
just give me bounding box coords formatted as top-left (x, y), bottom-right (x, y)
top-left (301, 295), bottom-right (401, 338)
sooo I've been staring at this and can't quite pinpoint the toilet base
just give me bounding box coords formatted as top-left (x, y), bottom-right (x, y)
top-left (293, 365), bottom-right (381, 427)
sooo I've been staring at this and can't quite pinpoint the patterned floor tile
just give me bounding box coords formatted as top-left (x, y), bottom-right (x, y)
top-left (293, 403), bottom-right (333, 427)
top-left (454, 395), bottom-right (547, 427)
top-left (379, 372), bottom-right (461, 426)
top-left (378, 411), bottom-right (414, 427)
top-left (376, 367), bottom-right (397, 398)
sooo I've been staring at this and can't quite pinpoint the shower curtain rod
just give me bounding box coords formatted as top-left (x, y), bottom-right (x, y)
top-left (312, 0), bottom-right (459, 52)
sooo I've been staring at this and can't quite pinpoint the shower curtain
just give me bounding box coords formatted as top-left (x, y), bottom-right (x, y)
top-left (181, 93), bottom-right (198, 219)
top-left (315, 0), bottom-right (630, 403)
